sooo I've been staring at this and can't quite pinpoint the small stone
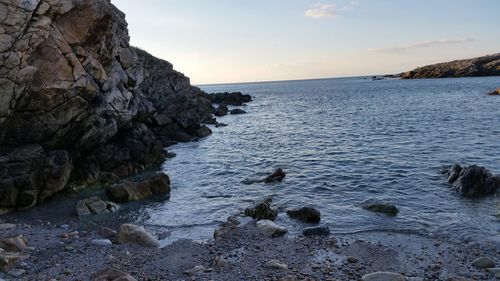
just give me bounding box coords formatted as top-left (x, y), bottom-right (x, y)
top-left (184, 265), bottom-right (205, 276)
top-left (302, 225), bottom-right (330, 236)
top-left (0, 224), bottom-right (16, 230)
top-left (92, 268), bottom-right (137, 281)
top-left (347, 256), bottom-right (358, 263)
top-left (91, 239), bottom-right (113, 247)
top-left (8, 268), bottom-right (25, 277)
top-left (486, 268), bottom-right (500, 278)
top-left (472, 257), bottom-right (496, 268)
top-left (0, 236), bottom-right (28, 252)
top-left (362, 272), bottom-right (405, 281)
top-left (99, 227), bottom-right (117, 240)
top-left (256, 220), bottom-right (287, 238)
top-left (265, 260), bottom-right (288, 271)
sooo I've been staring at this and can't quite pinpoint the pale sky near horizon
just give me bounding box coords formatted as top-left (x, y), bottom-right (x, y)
top-left (112, 0), bottom-right (500, 85)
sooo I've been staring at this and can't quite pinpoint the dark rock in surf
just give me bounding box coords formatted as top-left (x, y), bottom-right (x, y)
top-left (244, 197), bottom-right (278, 221)
top-left (287, 207), bottom-right (321, 223)
top-left (264, 168), bottom-right (286, 183)
top-left (230, 108), bottom-right (247, 115)
top-left (214, 104), bottom-right (229, 117)
top-left (361, 199), bottom-right (399, 216)
top-left (488, 88), bottom-right (500, 96)
top-left (204, 92), bottom-right (252, 106)
top-left (303, 225), bottom-right (330, 236)
top-left (440, 164), bottom-right (500, 198)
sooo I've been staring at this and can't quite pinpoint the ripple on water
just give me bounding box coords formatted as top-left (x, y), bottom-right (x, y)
top-left (133, 77), bottom-right (500, 245)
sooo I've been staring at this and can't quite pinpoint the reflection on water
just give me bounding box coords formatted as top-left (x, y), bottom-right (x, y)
top-left (136, 77), bottom-right (500, 245)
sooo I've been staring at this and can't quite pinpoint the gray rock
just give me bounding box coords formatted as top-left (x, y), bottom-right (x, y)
top-left (486, 268), bottom-right (500, 278)
top-left (287, 207), bottom-right (321, 223)
top-left (472, 257), bottom-right (496, 268)
top-left (361, 199), bottom-right (399, 216)
top-left (90, 239), bottom-right (113, 247)
top-left (265, 260), bottom-right (288, 271)
top-left (303, 225), bottom-right (330, 236)
top-left (117, 224), bottom-right (160, 247)
top-left (230, 108), bottom-right (247, 115)
top-left (106, 173), bottom-right (170, 203)
top-left (362, 272), bottom-right (406, 281)
top-left (76, 197), bottom-right (116, 216)
top-left (441, 164), bottom-right (500, 197)
top-left (256, 220), bottom-right (287, 238)
top-left (184, 265), bottom-right (206, 276)
top-left (244, 197), bottom-right (278, 221)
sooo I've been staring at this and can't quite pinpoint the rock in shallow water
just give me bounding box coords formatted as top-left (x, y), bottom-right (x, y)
top-left (264, 168), bottom-right (286, 183)
top-left (230, 108), bottom-right (247, 115)
top-left (244, 197), bottom-right (278, 221)
top-left (303, 225), bottom-right (330, 236)
top-left (361, 199), bottom-right (399, 216)
top-left (287, 207), bottom-right (321, 223)
top-left (76, 197), bottom-right (118, 216)
top-left (362, 272), bottom-right (406, 281)
top-left (441, 164), bottom-right (500, 198)
top-left (256, 220), bottom-right (287, 238)
top-left (117, 224), bottom-right (160, 247)
top-left (106, 173), bottom-right (170, 203)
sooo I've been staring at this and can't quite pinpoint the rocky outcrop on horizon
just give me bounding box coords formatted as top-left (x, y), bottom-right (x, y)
top-left (0, 0), bottom-right (218, 210)
top-left (401, 53), bottom-right (500, 79)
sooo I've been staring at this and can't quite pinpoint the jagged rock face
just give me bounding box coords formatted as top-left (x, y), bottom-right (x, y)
top-left (0, 0), bottom-right (150, 151)
top-left (401, 53), bottom-right (500, 79)
top-left (0, 0), bottom-right (219, 209)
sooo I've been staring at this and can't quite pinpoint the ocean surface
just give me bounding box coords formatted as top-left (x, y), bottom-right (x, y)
top-left (138, 76), bottom-right (500, 245)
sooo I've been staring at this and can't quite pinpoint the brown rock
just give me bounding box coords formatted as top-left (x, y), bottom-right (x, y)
top-left (0, 236), bottom-right (27, 252)
top-left (106, 173), bottom-right (170, 203)
top-left (117, 224), bottom-right (160, 247)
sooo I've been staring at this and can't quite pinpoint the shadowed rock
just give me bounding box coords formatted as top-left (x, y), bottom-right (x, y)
top-left (204, 92), bottom-right (252, 106)
top-left (264, 168), bottom-right (286, 183)
top-left (441, 164), bottom-right (500, 198)
top-left (244, 198), bottom-right (278, 221)
top-left (230, 108), bottom-right (247, 115)
top-left (361, 199), bottom-right (399, 216)
top-left (106, 173), bottom-right (170, 203)
top-left (117, 224), bottom-right (160, 247)
top-left (287, 207), bottom-right (321, 223)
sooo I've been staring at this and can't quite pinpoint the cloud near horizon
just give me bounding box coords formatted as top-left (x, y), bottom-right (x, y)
top-left (376, 38), bottom-right (475, 53)
top-left (305, 1), bottom-right (358, 19)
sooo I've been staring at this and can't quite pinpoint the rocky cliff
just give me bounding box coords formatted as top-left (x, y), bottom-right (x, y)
top-left (0, 0), bottom-right (215, 210)
top-left (401, 53), bottom-right (500, 79)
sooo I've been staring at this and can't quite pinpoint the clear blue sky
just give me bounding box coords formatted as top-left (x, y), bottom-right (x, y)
top-left (113, 0), bottom-right (500, 84)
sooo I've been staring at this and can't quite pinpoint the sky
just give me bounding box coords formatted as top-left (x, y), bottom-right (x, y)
top-left (113, 0), bottom-right (500, 85)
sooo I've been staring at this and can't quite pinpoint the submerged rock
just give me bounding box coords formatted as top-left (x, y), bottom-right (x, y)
top-left (264, 168), bottom-right (286, 183)
top-left (230, 108), bottom-right (247, 115)
top-left (106, 173), bottom-right (170, 203)
top-left (117, 224), bottom-right (160, 248)
top-left (302, 225), bottom-right (331, 236)
top-left (256, 220), bottom-right (287, 238)
top-left (362, 272), bottom-right (406, 281)
top-left (361, 199), bottom-right (399, 216)
top-left (441, 164), bottom-right (500, 197)
top-left (244, 198), bottom-right (278, 221)
top-left (92, 268), bottom-right (137, 281)
top-left (287, 207), bottom-right (321, 223)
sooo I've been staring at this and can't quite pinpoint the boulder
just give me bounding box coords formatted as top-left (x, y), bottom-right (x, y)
top-left (264, 168), bottom-right (286, 183)
top-left (256, 220), bottom-right (287, 238)
top-left (92, 268), bottom-right (137, 281)
top-left (441, 165), bottom-right (500, 197)
top-left (204, 92), bottom-right (252, 106)
top-left (362, 272), bottom-right (406, 281)
top-left (361, 199), bottom-right (399, 216)
top-left (117, 224), bottom-right (160, 247)
top-left (106, 173), bottom-right (170, 203)
top-left (230, 108), bottom-right (247, 115)
top-left (244, 198), bottom-right (278, 221)
top-left (302, 225), bottom-right (331, 236)
top-left (214, 104), bottom-right (229, 117)
top-left (76, 197), bottom-right (118, 216)
top-left (287, 207), bottom-right (321, 223)
top-left (0, 236), bottom-right (28, 252)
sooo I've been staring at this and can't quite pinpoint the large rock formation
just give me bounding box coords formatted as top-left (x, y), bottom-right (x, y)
top-left (440, 164), bottom-right (500, 198)
top-left (0, 0), bottom-right (218, 209)
top-left (401, 53), bottom-right (500, 79)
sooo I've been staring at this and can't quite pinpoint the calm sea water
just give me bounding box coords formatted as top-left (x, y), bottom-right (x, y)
top-left (138, 77), bottom-right (500, 245)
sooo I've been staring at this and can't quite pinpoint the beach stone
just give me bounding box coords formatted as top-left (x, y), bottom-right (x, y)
top-left (117, 224), bottom-right (160, 247)
top-left (92, 268), bottom-right (137, 281)
top-left (486, 268), bottom-right (500, 278)
top-left (76, 197), bottom-right (116, 216)
top-left (256, 220), bottom-right (287, 238)
top-left (303, 225), bottom-right (330, 236)
top-left (472, 257), bottom-right (495, 268)
top-left (90, 239), bottom-right (113, 247)
top-left (244, 197), bottom-right (277, 221)
top-left (361, 199), bottom-right (399, 216)
top-left (8, 268), bottom-right (25, 277)
top-left (184, 265), bottom-right (205, 276)
top-left (346, 256), bottom-right (359, 263)
top-left (106, 173), bottom-right (170, 203)
top-left (99, 227), bottom-right (118, 240)
top-left (362, 272), bottom-right (405, 281)
top-left (0, 224), bottom-right (16, 230)
top-left (0, 236), bottom-right (28, 252)
top-left (230, 108), bottom-right (247, 115)
top-left (287, 207), bottom-right (321, 223)
top-left (264, 168), bottom-right (286, 183)
top-left (265, 260), bottom-right (288, 271)
top-left (0, 251), bottom-right (25, 272)
top-left (441, 164), bottom-right (500, 198)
